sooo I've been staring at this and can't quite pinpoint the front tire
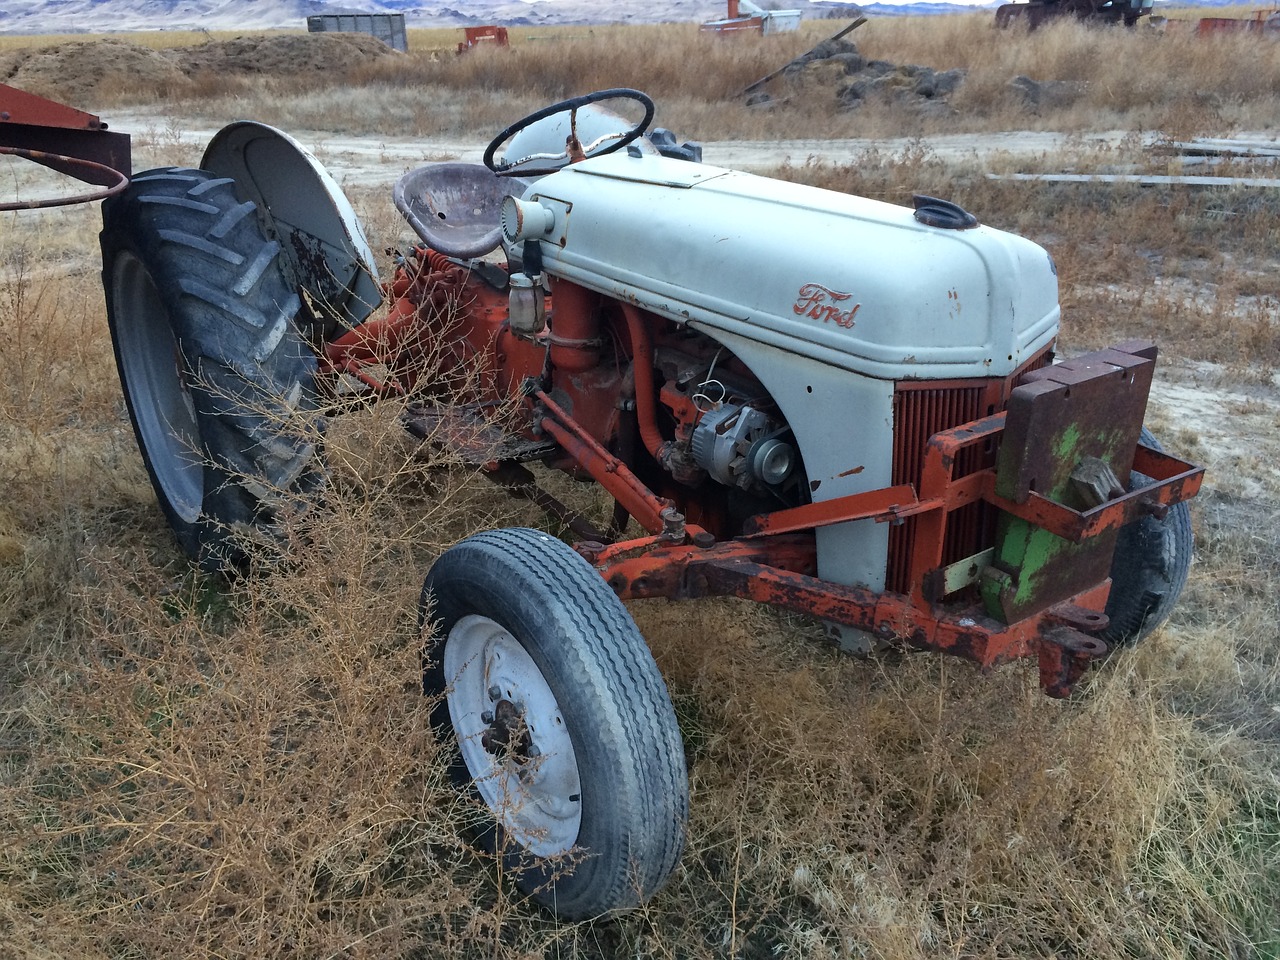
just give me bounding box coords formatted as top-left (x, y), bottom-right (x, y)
top-left (421, 527), bottom-right (688, 919)
top-left (1103, 428), bottom-right (1194, 645)
top-left (101, 167), bottom-right (324, 568)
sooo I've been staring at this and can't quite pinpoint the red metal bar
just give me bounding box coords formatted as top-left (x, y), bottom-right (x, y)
top-left (904, 413), bottom-right (1007, 604)
top-left (581, 532), bottom-right (816, 598)
top-left (533, 389), bottom-right (673, 534)
top-left (981, 460), bottom-right (1203, 542)
top-left (0, 83), bottom-right (131, 184)
top-left (0, 145), bottom-right (128, 210)
top-left (894, 411), bottom-right (1201, 594)
top-left (742, 484), bottom-right (920, 536)
top-left (1133, 442), bottom-right (1199, 480)
top-left (586, 531), bottom-right (1111, 697)
top-left (1, 83), bottom-right (106, 130)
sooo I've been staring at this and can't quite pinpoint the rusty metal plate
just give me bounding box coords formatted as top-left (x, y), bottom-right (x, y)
top-left (997, 344), bottom-right (1155, 504)
top-left (983, 342), bottom-right (1157, 623)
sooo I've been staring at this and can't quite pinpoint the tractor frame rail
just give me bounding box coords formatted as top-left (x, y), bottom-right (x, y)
top-left (555, 342), bottom-right (1203, 699)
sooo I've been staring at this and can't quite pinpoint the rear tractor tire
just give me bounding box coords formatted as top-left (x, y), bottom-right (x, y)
top-left (421, 527), bottom-right (689, 919)
top-left (101, 167), bottom-right (324, 569)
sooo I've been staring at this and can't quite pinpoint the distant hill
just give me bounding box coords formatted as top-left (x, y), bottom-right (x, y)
top-left (0, 0), bottom-right (1252, 35)
top-left (0, 0), bottom-right (958, 35)
top-left (857, 2), bottom-right (993, 15)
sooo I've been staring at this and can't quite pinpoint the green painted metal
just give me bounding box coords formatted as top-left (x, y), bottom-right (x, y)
top-left (981, 346), bottom-right (1155, 623)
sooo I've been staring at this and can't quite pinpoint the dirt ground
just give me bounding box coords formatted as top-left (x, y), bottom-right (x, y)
top-left (0, 34), bottom-right (397, 106)
top-left (98, 111), bottom-right (1165, 180)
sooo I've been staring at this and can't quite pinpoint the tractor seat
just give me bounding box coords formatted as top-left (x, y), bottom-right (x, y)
top-left (393, 162), bottom-right (532, 260)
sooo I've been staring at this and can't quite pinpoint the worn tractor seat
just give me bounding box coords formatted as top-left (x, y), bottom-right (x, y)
top-left (393, 162), bottom-right (532, 259)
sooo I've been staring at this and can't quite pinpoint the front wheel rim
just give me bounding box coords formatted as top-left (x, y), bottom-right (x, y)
top-left (443, 614), bottom-right (583, 857)
top-left (111, 251), bottom-right (203, 524)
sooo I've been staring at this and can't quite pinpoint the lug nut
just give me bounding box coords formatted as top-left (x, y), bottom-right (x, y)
top-left (487, 684), bottom-right (502, 701)
top-left (527, 744), bottom-right (541, 758)
top-left (481, 710), bottom-right (494, 724)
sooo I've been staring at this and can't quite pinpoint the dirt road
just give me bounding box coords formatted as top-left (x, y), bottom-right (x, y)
top-left (106, 110), bottom-right (1183, 186)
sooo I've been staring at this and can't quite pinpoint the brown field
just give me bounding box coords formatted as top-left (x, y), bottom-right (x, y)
top-left (1, 16), bottom-right (1279, 960)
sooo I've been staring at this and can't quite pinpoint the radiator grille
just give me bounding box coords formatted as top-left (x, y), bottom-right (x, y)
top-left (887, 385), bottom-right (988, 594)
top-left (885, 350), bottom-right (1053, 596)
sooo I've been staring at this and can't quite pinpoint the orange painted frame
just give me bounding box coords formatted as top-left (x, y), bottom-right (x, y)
top-left (553, 401), bottom-right (1202, 698)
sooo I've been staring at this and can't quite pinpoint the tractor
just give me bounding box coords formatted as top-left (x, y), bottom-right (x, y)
top-left (995, 0), bottom-right (1154, 29)
top-left (97, 89), bottom-right (1201, 919)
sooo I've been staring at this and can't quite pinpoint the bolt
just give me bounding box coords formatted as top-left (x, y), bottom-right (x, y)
top-left (487, 684), bottom-right (502, 701)
top-left (1142, 498), bottom-right (1170, 521)
top-left (527, 744), bottom-right (541, 759)
top-left (692, 530), bottom-right (716, 549)
top-left (659, 506), bottom-right (686, 542)
top-left (481, 710), bottom-right (494, 724)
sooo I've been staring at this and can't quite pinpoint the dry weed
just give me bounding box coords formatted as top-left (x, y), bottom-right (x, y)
top-left (0, 26), bottom-right (1278, 958)
top-left (8, 17), bottom-right (1280, 141)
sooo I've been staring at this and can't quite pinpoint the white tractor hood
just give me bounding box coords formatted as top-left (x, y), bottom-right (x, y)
top-left (522, 152), bottom-right (1059, 381)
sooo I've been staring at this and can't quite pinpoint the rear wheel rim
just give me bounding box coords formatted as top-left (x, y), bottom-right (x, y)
top-left (443, 614), bottom-right (583, 857)
top-left (111, 251), bottom-right (202, 524)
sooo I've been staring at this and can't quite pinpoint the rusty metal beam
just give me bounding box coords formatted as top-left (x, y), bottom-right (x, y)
top-left (533, 388), bottom-right (674, 535)
top-left (585, 531), bottom-right (1113, 698)
top-left (981, 460), bottom-right (1203, 543)
top-left (0, 84), bottom-right (131, 184)
top-left (741, 483), bottom-right (920, 536)
top-left (0, 145), bottom-right (128, 210)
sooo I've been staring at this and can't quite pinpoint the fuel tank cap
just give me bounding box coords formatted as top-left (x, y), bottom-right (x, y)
top-left (913, 195), bottom-right (979, 230)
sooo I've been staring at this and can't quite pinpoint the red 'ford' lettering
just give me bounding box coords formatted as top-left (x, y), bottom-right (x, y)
top-left (792, 283), bottom-right (860, 329)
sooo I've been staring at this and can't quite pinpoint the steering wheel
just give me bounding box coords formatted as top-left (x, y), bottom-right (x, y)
top-left (483, 88), bottom-right (655, 177)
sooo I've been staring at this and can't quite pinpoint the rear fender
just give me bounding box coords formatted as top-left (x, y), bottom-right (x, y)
top-left (202, 121), bottom-right (382, 337)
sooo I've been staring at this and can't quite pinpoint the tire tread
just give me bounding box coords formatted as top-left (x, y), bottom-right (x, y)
top-left (100, 165), bottom-right (323, 568)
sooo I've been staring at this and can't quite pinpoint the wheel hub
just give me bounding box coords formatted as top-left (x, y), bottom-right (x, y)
top-left (480, 697), bottom-right (534, 763)
top-left (443, 615), bottom-right (583, 856)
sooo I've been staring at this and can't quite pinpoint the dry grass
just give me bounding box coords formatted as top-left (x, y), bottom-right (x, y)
top-left (0, 30), bottom-right (287, 53)
top-left (6, 17), bottom-right (1280, 140)
top-left (2, 20), bottom-right (1279, 960)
